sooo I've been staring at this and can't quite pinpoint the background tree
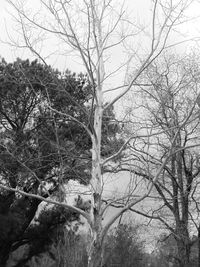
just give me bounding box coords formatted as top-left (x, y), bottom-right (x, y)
top-left (119, 54), bottom-right (200, 267)
top-left (153, 233), bottom-right (199, 267)
top-left (103, 223), bottom-right (145, 267)
top-left (0, 58), bottom-right (121, 266)
top-left (0, 57), bottom-right (89, 265)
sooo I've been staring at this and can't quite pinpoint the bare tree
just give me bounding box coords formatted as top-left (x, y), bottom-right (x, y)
top-left (119, 54), bottom-right (200, 267)
top-left (2, 1), bottom-right (197, 266)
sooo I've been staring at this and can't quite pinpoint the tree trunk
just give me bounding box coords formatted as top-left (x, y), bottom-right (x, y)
top-left (88, 240), bottom-right (103, 267)
top-left (87, 212), bottom-right (104, 267)
top-left (176, 238), bottom-right (190, 267)
top-left (174, 220), bottom-right (191, 267)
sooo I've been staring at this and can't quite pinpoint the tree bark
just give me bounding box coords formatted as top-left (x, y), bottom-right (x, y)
top-left (88, 3), bottom-right (105, 266)
top-left (177, 241), bottom-right (190, 267)
top-left (88, 240), bottom-right (103, 267)
top-left (176, 223), bottom-right (191, 267)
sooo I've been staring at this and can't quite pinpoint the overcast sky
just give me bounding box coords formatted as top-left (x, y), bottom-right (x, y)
top-left (1, 0), bottom-right (200, 67)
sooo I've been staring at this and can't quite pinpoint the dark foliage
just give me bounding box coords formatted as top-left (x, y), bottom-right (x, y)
top-left (9, 206), bottom-right (80, 267)
top-left (103, 223), bottom-right (145, 267)
top-left (0, 58), bottom-right (122, 266)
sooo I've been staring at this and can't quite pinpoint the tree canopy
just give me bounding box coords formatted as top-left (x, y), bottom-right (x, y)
top-left (0, 58), bottom-right (121, 265)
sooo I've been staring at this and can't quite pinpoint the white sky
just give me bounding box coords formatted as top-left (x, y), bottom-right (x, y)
top-left (1, 0), bottom-right (200, 66)
top-left (0, 0), bottom-right (200, 105)
top-left (0, 1), bottom-right (150, 68)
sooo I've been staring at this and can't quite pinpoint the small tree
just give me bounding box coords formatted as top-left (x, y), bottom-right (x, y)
top-left (104, 223), bottom-right (145, 267)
